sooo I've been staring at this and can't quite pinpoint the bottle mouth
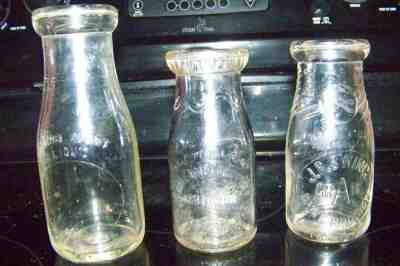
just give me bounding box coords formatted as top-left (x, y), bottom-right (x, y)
top-left (165, 48), bottom-right (249, 75)
top-left (32, 4), bottom-right (118, 36)
top-left (290, 39), bottom-right (370, 62)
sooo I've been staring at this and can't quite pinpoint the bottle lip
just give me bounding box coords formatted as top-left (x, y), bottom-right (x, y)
top-left (32, 4), bottom-right (118, 36)
top-left (290, 39), bottom-right (370, 62)
top-left (165, 48), bottom-right (249, 75)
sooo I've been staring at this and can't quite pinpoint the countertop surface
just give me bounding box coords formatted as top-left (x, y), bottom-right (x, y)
top-left (1, 158), bottom-right (400, 266)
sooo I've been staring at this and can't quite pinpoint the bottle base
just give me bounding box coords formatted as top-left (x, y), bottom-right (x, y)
top-left (50, 223), bottom-right (145, 264)
top-left (174, 217), bottom-right (257, 253)
top-left (287, 215), bottom-right (370, 244)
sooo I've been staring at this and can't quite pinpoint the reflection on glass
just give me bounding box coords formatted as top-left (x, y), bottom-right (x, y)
top-left (286, 39), bottom-right (374, 243)
top-left (176, 240), bottom-right (255, 266)
top-left (55, 242), bottom-right (150, 266)
top-left (166, 48), bottom-right (256, 253)
top-left (33, 4), bottom-right (145, 263)
top-left (285, 230), bottom-right (369, 266)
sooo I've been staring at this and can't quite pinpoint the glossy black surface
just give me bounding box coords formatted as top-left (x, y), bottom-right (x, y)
top-left (1, 158), bottom-right (400, 265)
top-left (1, 72), bottom-right (400, 161)
top-left (3, 0), bottom-right (400, 84)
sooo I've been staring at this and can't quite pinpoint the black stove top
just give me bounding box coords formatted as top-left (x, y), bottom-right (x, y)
top-left (1, 158), bottom-right (400, 266)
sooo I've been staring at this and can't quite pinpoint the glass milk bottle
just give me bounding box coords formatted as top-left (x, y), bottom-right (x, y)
top-left (286, 39), bottom-right (374, 243)
top-left (33, 5), bottom-right (145, 263)
top-left (166, 48), bottom-right (256, 253)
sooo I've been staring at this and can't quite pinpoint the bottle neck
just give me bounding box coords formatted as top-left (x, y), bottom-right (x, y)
top-left (176, 72), bottom-right (243, 112)
top-left (42, 32), bottom-right (116, 89)
top-left (294, 61), bottom-right (366, 123)
top-left (296, 61), bottom-right (365, 98)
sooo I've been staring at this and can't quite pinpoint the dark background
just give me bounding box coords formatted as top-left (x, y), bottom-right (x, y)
top-left (2, 0), bottom-right (400, 161)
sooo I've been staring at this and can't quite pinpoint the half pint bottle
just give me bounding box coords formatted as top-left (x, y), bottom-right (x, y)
top-left (166, 48), bottom-right (257, 253)
top-left (286, 40), bottom-right (374, 243)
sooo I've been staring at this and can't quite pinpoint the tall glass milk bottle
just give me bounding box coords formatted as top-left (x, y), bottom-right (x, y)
top-left (33, 4), bottom-right (145, 263)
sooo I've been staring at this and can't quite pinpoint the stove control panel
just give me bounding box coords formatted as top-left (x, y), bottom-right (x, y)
top-left (127, 0), bottom-right (269, 17)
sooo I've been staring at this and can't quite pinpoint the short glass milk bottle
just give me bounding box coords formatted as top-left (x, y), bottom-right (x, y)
top-left (166, 48), bottom-right (257, 253)
top-left (286, 39), bottom-right (374, 243)
top-left (33, 5), bottom-right (145, 263)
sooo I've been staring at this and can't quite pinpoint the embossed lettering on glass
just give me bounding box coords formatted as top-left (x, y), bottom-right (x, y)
top-left (33, 5), bottom-right (145, 263)
top-left (286, 40), bottom-right (374, 243)
top-left (166, 48), bottom-right (256, 253)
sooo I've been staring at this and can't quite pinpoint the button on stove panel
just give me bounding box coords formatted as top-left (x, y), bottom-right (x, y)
top-left (128, 0), bottom-right (269, 18)
top-left (133, 0), bottom-right (144, 10)
top-left (205, 0), bottom-right (217, 9)
top-left (192, 0), bottom-right (204, 10)
top-left (244, 0), bottom-right (257, 8)
top-left (179, 0), bottom-right (190, 11)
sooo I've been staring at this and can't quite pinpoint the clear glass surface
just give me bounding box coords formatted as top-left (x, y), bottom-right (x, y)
top-left (55, 243), bottom-right (150, 266)
top-left (286, 39), bottom-right (375, 243)
top-left (176, 241), bottom-right (255, 266)
top-left (33, 5), bottom-right (145, 263)
top-left (166, 48), bottom-right (257, 253)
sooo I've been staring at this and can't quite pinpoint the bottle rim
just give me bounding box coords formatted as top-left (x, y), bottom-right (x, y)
top-left (32, 4), bottom-right (118, 36)
top-left (290, 39), bottom-right (370, 62)
top-left (32, 4), bottom-right (118, 21)
top-left (165, 48), bottom-right (249, 75)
